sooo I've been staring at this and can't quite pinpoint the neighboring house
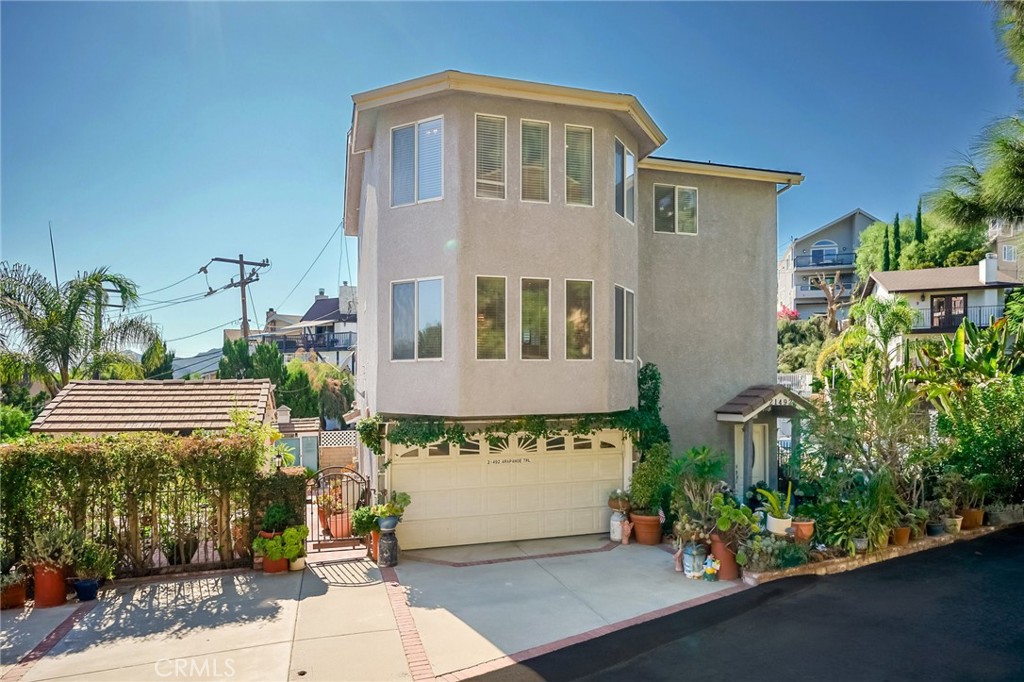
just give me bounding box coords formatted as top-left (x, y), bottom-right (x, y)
top-left (274, 405), bottom-right (321, 470)
top-left (30, 379), bottom-right (274, 435)
top-left (344, 70), bottom-right (805, 549)
top-left (777, 209), bottom-right (879, 319)
top-left (224, 308), bottom-right (303, 344)
top-left (864, 254), bottom-right (1021, 340)
top-left (989, 219), bottom-right (1022, 281)
top-left (171, 347), bottom-right (223, 379)
top-left (254, 285), bottom-right (358, 372)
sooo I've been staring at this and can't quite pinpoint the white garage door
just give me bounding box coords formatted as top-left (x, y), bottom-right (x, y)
top-left (389, 430), bottom-right (627, 550)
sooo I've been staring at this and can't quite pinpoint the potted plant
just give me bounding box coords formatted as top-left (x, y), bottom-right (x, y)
top-left (709, 493), bottom-right (759, 580)
top-left (260, 503), bottom-right (293, 539)
top-left (372, 491), bottom-right (412, 531)
top-left (160, 520), bottom-right (200, 566)
top-left (282, 525), bottom-right (309, 571)
top-left (73, 540), bottom-right (115, 602)
top-left (251, 534), bottom-right (288, 573)
top-left (939, 472), bottom-right (965, 532)
top-left (608, 489), bottom-right (630, 514)
top-left (351, 506), bottom-right (380, 561)
top-left (627, 443), bottom-right (672, 545)
top-left (960, 474), bottom-right (992, 530)
top-left (756, 482), bottom-right (793, 536)
top-left (0, 567), bottom-right (28, 610)
top-left (739, 533), bottom-right (785, 572)
top-left (865, 468), bottom-right (901, 550)
top-left (908, 507), bottom-right (928, 538)
top-left (892, 512), bottom-right (914, 546)
top-left (791, 503), bottom-right (816, 543)
top-left (317, 489), bottom-right (353, 538)
top-left (24, 523), bottom-right (82, 608)
top-left (925, 500), bottom-right (946, 537)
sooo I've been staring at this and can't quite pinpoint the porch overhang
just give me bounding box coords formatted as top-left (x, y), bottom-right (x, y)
top-left (714, 384), bottom-right (812, 423)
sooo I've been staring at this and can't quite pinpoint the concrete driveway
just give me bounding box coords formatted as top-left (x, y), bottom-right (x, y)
top-left (0, 536), bottom-right (739, 682)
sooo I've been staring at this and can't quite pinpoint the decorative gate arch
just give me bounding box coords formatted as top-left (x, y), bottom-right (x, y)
top-left (305, 466), bottom-right (372, 553)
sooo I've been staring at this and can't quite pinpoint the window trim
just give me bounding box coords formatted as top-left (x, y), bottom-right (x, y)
top-left (614, 136), bottom-right (636, 225)
top-left (520, 118), bottom-right (551, 204)
top-left (474, 113), bottom-right (507, 201)
top-left (564, 123), bottom-right (595, 208)
top-left (389, 115), bottom-right (445, 208)
top-left (475, 274), bottom-right (508, 362)
top-left (519, 276), bottom-right (552, 361)
top-left (389, 276), bottom-right (444, 362)
top-left (613, 284), bottom-right (636, 362)
top-left (565, 278), bottom-right (595, 362)
top-left (652, 183), bottom-right (699, 235)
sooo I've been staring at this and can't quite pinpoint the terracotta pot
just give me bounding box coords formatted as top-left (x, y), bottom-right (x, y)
top-left (370, 529), bottom-right (380, 562)
top-left (791, 519), bottom-right (815, 543)
top-left (1, 582), bottom-right (26, 609)
top-left (608, 499), bottom-right (630, 513)
top-left (33, 565), bottom-right (67, 608)
top-left (960, 508), bottom-right (983, 530)
top-left (892, 526), bottom-right (911, 546)
top-left (263, 556), bottom-right (288, 574)
top-left (318, 508), bottom-right (330, 535)
top-left (258, 530), bottom-right (281, 539)
top-left (629, 513), bottom-right (662, 546)
top-left (327, 511), bottom-right (351, 539)
top-left (709, 534), bottom-right (739, 581)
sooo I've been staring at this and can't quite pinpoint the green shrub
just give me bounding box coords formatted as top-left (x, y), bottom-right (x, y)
top-left (774, 541), bottom-right (809, 568)
top-left (75, 540), bottom-right (116, 580)
top-left (629, 442), bottom-right (672, 515)
top-left (281, 525), bottom-right (309, 561)
top-left (261, 503), bottom-right (294, 533)
top-left (351, 506), bottom-right (379, 536)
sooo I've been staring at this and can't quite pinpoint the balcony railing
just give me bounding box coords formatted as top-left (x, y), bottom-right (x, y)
top-left (795, 282), bottom-right (856, 298)
top-left (793, 254), bottom-right (855, 268)
top-left (262, 332), bottom-right (357, 353)
top-left (911, 305), bottom-right (1005, 332)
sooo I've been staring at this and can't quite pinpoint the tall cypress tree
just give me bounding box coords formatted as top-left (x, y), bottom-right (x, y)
top-left (892, 213), bottom-right (902, 269)
top-left (915, 198), bottom-right (924, 243)
top-left (882, 224), bottom-right (891, 271)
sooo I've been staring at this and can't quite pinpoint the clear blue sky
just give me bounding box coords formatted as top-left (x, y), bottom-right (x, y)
top-left (2, 2), bottom-right (1019, 357)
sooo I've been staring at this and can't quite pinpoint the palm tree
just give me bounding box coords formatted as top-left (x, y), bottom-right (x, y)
top-left (0, 262), bottom-right (159, 396)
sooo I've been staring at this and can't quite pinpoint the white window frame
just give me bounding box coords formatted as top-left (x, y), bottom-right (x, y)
top-left (389, 276), bottom-right (444, 362)
top-left (564, 123), bottom-right (594, 208)
top-left (652, 184), bottom-right (699, 235)
top-left (474, 113), bottom-right (507, 201)
top-left (475, 275), bottom-right (508, 361)
top-left (613, 284), bottom-right (636, 362)
top-left (519, 276), bottom-right (552, 361)
top-left (565, 278), bottom-right (595, 362)
top-left (613, 137), bottom-right (635, 225)
top-left (1003, 244), bottom-right (1018, 262)
top-left (389, 115), bottom-right (445, 208)
top-left (520, 118), bottom-right (551, 204)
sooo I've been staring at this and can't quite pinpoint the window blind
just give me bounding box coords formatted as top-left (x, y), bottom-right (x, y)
top-left (417, 118), bottom-right (443, 201)
top-left (521, 278), bottom-right (550, 360)
top-left (416, 279), bottom-right (443, 359)
top-left (392, 282), bottom-right (415, 360)
top-left (565, 125), bottom-right (593, 206)
top-left (677, 187), bottom-right (697, 234)
top-left (565, 280), bottom-right (592, 360)
top-left (521, 121), bottom-right (549, 202)
top-left (476, 276), bottom-right (506, 359)
top-left (476, 115), bottom-right (505, 199)
top-left (391, 125), bottom-right (415, 207)
top-left (614, 140), bottom-right (625, 217)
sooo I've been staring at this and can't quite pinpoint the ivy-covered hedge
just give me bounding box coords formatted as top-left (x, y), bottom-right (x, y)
top-left (0, 430), bottom-right (292, 575)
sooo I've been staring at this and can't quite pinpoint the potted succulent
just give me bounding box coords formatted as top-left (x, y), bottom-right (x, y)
top-left (351, 506), bottom-right (380, 561)
top-left (251, 534), bottom-right (288, 573)
top-left (608, 489), bottom-right (631, 514)
top-left (960, 474), bottom-right (992, 530)
top-left (627, 443), bottom-right (672, 546)
top-left (259, 503), bottom-right (293, 539)
top-left (925, 500), bottom-right (946, 537)
top-left (756, 482), bottom-right (793, 536)
top-left (282, 525), bottom-right (309, 571)
top-left (709, 493), bottom-right (759, 580)
top-left (73, 540), bottom-right (116, 602)
top-left (739, 533), bottom-right (786, 572)
top-left (24, 523), bottom-right (82, 608)
top-left (372, 491), bottom-right (412, 531)
top-left (0, 567), bottom-right (28, 610)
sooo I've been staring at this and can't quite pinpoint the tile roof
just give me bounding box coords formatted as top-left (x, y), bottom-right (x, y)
top-left (715, 385), bottom-right (812, 420)
top-left (868, 266), bottom-right (1021, 293)
top-left (31, 380), bottom-right (274, 434)
top-left (277, 417), bottom-right (321, 435)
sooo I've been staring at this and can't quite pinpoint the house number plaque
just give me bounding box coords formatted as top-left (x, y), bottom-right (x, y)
top-left (486, 457), bottom-right (532, 465)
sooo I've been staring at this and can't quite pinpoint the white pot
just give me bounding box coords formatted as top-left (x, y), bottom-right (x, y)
top-left (289, 557), bottom-right (306, 572)
top-left (766, 514), bottom-right (793, 536)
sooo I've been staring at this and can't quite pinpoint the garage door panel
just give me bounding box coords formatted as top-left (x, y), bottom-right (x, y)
top-left (485, 465), bottom-right (514, 486)
top-left (424, 464), bottom-right (456, 489)
top-left (595, 456), bottom-right (623, 478)
top-left (455, 489), bottom-right (483, 516)
top-left (456, 462), bottom-right (484, 487)
top-left (484, 487), bottom-right (513, 515)
top-left (542, 459), bottom-right (569, 482)
top-left (570, 459), bottom-right (595, 480)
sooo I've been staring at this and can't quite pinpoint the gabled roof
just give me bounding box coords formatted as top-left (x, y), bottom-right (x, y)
top-left (715, 385), bottom-right (812, 423)
top-left (791, 208), bottom-right (880, 248)
top-left (31, 380), bottom-right (274, 434)
top-left (866, 266), bottom-right (1022, 294)
top-left (301, 297), bottom-right (342, 324)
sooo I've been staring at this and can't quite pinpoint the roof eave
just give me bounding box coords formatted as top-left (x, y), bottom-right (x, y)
top-left (638, 157), bottom-right (804, 185)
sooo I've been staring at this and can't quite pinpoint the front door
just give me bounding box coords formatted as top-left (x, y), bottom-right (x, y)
top-left (931, 295), bottom-right (966, 330)
top-left (734, 424), bottom-right (769, 492)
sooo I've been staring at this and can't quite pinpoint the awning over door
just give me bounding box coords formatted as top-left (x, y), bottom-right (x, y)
top-left (714, 384), bottom-right (812, 423)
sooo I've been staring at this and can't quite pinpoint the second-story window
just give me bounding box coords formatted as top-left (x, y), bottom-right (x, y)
top-left (476, 276), bottom-right (506, 360)
top-left (654, 184), bottom-right (697, 235)
top-left (565, 125), bottom-right (593, 206)
top-left (1003, 244), bottom-right (1017, 262)
top-left (476, 114), bottom-right (506, 199)
top-left (521, 120), bottom-right (550, 202)
top-left (565, 280), bottom-right (593, 360)
top-left (521, 278), bottom-right (550, 360)
top-left (391, 277), bottom-right (443, 361)
top-left (614, 140), bottom-right (635, 222)
top-left (391, 117), bottom-right (444, 207)
top-left (613, 285), bottom-right (635, 361)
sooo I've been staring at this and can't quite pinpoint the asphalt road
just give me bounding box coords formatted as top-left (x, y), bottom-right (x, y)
top-left (472, 525), bottom-right (1024, 682)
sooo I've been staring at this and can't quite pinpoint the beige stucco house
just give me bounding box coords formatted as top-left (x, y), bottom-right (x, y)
top-left (344, 71), bottom-right (804, 549)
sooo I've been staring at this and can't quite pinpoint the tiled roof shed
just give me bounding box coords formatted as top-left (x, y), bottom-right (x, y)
top-left (30, 380), bottom-right (275, 435)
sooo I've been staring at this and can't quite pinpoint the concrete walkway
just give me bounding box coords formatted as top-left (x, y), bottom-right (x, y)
top-left (0, 537), bottom-right (739, 682)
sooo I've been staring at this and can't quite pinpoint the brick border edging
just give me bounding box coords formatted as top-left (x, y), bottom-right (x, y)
top-left (1, 600), bottom-right (99, 681)
top-left (434, 583), bottom-right (749, 681)
top-left (404, 541), bottom-right (619, 568)
top-left (379, 566), bottom-right (435, 681)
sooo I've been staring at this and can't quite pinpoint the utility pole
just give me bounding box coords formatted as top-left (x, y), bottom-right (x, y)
top-left (207, 255), bottom-right (269, 341)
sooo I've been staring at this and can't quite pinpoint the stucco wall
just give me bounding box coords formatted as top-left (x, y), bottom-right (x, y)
top-left (636, 169), bottom-right (778, 459)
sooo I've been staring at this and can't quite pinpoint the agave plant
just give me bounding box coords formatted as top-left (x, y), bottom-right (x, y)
top-left (756, 481), bottom-right (793, 520)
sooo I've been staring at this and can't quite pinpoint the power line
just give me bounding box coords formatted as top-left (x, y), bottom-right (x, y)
top-left (275, 220), bottom-right (343, 311)
top-left (206, 255), bottom-right (269, 341)
top-left (145, 352), bottom-right (223, 380)
top-left (165, 318), bottom-right (242, 343)
top-left (139, 270), bottom-right (203, 296)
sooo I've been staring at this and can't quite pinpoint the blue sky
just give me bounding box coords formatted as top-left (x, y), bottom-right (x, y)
top-left (2, 2), bottom-right (1019, 357)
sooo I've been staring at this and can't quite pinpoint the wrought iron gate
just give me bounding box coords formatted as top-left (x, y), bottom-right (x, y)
top-left (305, 466), bottom-right (372, 552)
